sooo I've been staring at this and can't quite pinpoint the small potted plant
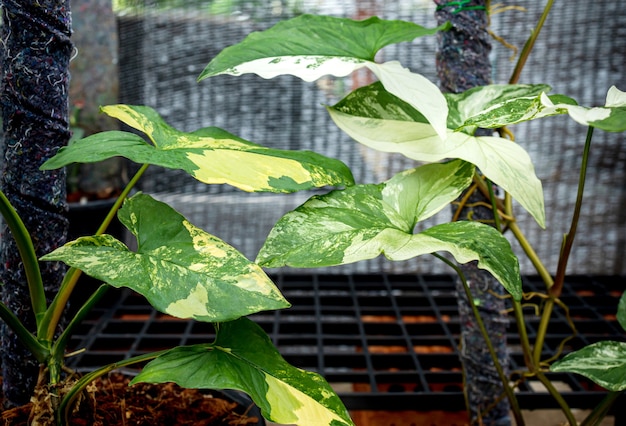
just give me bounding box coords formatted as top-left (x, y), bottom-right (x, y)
top-left (196, 13), bottom-right (626, 425)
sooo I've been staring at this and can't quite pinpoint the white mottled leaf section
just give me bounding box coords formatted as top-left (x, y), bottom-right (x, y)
top-left (606, 85), bottom-right (626, 107)
top-left (366, 61), bottom-right (448, 141)
top-left (540, 86), bottom-right (626, 131)
top-left (220, 55), bottom-right (366, 81)
top-left (221, 56), bottom-right (448, 141)
top-left (551, 341), bottom-right (626, 391)
top-left (328, 109), bottom-right (546, 227)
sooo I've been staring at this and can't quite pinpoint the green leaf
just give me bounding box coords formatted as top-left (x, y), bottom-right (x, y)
top-left (328, 87), bottom-right (546, 227)
top-left (618, 292), bottom-right (626, 332)
top-left (257, 162), bottom-right (522, 300)
top-left (200, 14), bottom-right (448, 78)
top-left (41, 105), bottom-right (354, 193)
top-left (41, 194), bottom-right (289, 322)
top-left (551, 341), bottom-right (626, 392)
top-left (132, 317), bottom-right (354, 426)
top-left (540, 86), bottom-right (626, 132)
top-left (199, 15), bottom-right (450, 141)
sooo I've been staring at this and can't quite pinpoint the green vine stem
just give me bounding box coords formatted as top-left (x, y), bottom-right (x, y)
top-left (533, 126), bottom-right (594, 366)
top-left (507, 0), bottom-right (555, 85)
top-left (535, 370), bottom-right (578, 425)
top-left (433, 253), bottom-right (525, 426)
top-left (57, 348), bottom-right (168, 426)
top-left (580, 391), bottom-right (622, 426)
top-left (0, 300), bottom-right (48, 362)
top-left (551, 126), bottom-right (594, 298)
top-left (40, 163), bottom-right (150, 343)
top-left (48, 285), bottom-right (110, 385)
top-left (0, 190), bottom-right (46, 321)
top-left (484, 176), bottom-right (502, 232)
top-left (511, 300), bottom-right (534, 370)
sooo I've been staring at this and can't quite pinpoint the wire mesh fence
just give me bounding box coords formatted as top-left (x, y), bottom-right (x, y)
top-left (115, 0), bottom-right (625, 275)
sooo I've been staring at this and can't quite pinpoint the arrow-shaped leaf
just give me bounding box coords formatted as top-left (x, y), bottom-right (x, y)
top-left (257, 161), bottom-right (522, 299)
top-left (41, 194), bottom-right (289, 322)
top-left (41, 105), bottom-right (354, 193)
top-left (328, 84), bottom-right (545, 227)
top-left (132, 317), bottom-right (354, 426)
top-left (540, 85), bottom-right (626, 132)
top-left (199, 14), bottom-right (450, 140)
top-left (551, 341), bottom-right (626, 392)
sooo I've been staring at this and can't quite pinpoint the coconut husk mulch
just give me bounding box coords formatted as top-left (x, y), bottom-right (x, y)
top-left (1, 373), bottom-right (261, 425)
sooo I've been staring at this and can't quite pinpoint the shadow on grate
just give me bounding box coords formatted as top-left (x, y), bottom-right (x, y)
top-left (67, 274), bottom-right (625, 423)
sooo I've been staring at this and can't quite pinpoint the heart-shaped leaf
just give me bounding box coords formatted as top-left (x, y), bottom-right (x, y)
top-left (132, 317), bottom-right (354, 426)
top-left (257, 161), bottom-right (522, 299)
top-left (199, 14), bottom-right (450, 140)
top-left (41, 194), bottom-right (289, 322)
top-left (551, 341), bottom-right (626, 392)
top-left (41, 105), bottom-right (354, 193)
top-left (328, 85), bottom-right (545, 227)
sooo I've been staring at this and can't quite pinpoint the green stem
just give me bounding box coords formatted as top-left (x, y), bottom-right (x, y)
top-left (508, 220), bottom-right (554, 289)
top-left (532, 297), bottom-right (555, 365)
top-left (535, 370), bottom-right (578, 425)
top-left (48, 285), bottom-right (110, 385)
top-left (485, 177), bottom-right (501, 232)
top-left (580, 391), bottom-right (622, 426)
top-left (0, 301), bottom-right (48, 362)
top-left (58, 349), bottom-right (168, 426)
top-left (511, 300), bottom-right (534, 371)
top-left (508, 0), bottom-right (555, 84)
top-left (0, 190), bottom-right (47, 321)
top-left (551, 126), bottom-right (594, 298)
top-left (40, 163), bottom-right (150, 343)
top-left (433, 253), bottom-right (525, 426)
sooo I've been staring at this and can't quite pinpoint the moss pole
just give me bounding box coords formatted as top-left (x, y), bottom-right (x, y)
top-left (0, 0), bottom-right (72, 408)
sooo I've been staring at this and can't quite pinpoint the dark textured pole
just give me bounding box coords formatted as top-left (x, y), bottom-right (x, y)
top-left (434, 1), bottom-right (511, 424)
top-left (0, 0), bottom-right (72, 408)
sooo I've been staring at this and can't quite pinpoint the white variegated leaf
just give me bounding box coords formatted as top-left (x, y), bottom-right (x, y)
top-left (540, 86), bottom-right (626, 132)
top-left (327, 107), bottom-right (545, 227)
top-left (552, 341), bottom-right (626, 392)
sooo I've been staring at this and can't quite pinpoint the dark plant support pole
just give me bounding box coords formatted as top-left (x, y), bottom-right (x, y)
top-left (0, 0), bottom-right (72, 407)
top-left (434, 1), bottom-right (511, 425)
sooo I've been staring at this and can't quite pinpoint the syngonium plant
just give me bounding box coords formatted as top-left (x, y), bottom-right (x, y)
top-left (198, 14), bottom-right (626, 425)
top-left (0, 101), bottom-right (357, 425)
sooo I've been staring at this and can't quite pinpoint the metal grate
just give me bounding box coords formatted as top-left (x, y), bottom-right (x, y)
top-left (68, 274), bottom-right (625, 420)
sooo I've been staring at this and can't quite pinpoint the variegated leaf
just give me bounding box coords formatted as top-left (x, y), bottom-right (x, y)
top-left (445, 84), bottom-right (548, 129)
top-left (540, 86), bottom-right (626, 132)
top-left (199, 14), bottom-right (449, 140)
top-left (41, 105), bottom-right (354, 193)
top-left (41, 194), bottom-right (289, 322)
top-left (551, 341), bottom-right (626, 392)
top-left (328, 85), bottom-right (545, 227)
top-left (257, 162), bottom-right (522, 300)
top-left (444, 84), bottom-right (577, 131)
top-left (132, 317), bottom-right (354, 426)
top-left (618, 292), bottom-right (626, 332)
